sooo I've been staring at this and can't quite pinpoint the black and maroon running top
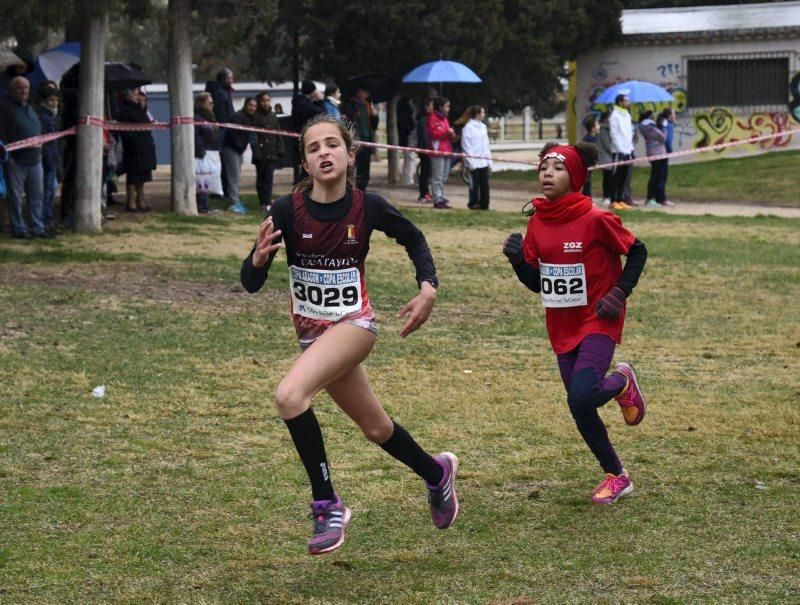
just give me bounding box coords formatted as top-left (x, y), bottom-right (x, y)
top-left (241, 188), bottom-right (438, 343)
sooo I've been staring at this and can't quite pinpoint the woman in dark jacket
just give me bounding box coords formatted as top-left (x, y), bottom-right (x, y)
top-left (194, 92), bottom-right (221, 213)
top-left (117, 88), bottom-right (157, 212)
top-left (251, 92), bottom-right (285, 211)
top-left (415, 97), bottom-right (434, 203)
top-left (34, 82), bottom-right (62, 231)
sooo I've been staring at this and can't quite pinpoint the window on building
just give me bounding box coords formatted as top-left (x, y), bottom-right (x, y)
top-left (687, 54), bottom-right (789, 108)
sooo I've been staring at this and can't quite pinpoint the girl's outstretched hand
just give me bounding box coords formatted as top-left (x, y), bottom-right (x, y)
top-left (397, 282), bottom-right (436, 338)
top-left (252, 217), bottom-right (283, 268)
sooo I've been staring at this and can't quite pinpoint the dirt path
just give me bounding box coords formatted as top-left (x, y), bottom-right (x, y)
top-left (138, 161), bottom-right (800, 219)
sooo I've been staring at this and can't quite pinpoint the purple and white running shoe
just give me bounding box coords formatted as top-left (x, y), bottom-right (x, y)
top-left (308, 494), bottom-right (351, 556)
top-left (425, 452), bottom-right (460, 529)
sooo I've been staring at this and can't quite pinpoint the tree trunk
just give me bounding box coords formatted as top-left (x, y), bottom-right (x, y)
top-left (387, 94), bottom-right (399, 186)
top-left (74, 14), bottom-right (107, 234)
top-left (168, 0), bottom-right (196, 215)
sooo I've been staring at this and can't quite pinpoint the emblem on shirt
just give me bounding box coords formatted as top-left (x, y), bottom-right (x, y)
top-left (563, 241), bottom-right (583, 253)
top-left (345, 224), bottom-right (358, 244)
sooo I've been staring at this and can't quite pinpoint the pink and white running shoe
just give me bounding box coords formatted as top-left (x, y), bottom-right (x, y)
top-left (591, 470), bottom-right (633, 505)
top-left (613, 362), bottom-right (647, 426)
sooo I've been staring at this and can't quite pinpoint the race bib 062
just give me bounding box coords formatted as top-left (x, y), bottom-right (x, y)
top-left (539, 262), bottom-right (588, 308)
top-left (289, 265), bottom-right (362, 320)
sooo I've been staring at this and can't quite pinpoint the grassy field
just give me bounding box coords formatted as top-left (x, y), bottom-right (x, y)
top-left (1, 206), bottom-right (798, 604)
top-left (493, 149), bottom-right (800, 206)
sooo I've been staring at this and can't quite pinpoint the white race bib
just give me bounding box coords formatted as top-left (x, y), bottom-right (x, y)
top-left (539, 262), bottom-right (588, 308)
top-left (289, 265), bottom-right (362, 320)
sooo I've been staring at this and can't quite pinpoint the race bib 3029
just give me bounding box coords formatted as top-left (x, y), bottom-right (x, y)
top-left (289, 265), bottom-right (362, 320)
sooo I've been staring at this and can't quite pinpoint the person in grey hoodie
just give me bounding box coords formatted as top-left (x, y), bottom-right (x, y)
top-left (638, 110), bottom-right (671, 207)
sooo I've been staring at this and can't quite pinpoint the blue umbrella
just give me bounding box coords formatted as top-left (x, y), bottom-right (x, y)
top-left (595, 80), bottom-right (674, 104)
top-left (402, 60), bottom-right (482, 84)
top-left (29, 43), bottom-right (81, 88)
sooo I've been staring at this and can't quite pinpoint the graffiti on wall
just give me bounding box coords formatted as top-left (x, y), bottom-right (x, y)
top-left (578, 64), bottom-right (799, 154)
top-left (694, 108), bottom-right (794, 152)
top-left (591, 61), bottom-right (618, 81)
top-left (656, 63), bottom-right (680, 78)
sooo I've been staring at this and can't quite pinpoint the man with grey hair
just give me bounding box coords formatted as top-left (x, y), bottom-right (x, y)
top-left (0, 76), bottom-right (48, 238)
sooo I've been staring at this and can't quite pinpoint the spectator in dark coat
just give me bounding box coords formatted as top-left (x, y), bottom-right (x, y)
top-left (415, 97), bottom-right (434, 203)
top-left (34, 82), bottom-right (62, 232)
top-left (117, 88), bottom-right (157, 212)
top-left (397, 95), bottom-right (416, 186)
top-left (290, 79), bottom-right (325, 183)
top-left (222, 97), bottom-right (256, 213)
top-left (252, 92), bottom-right (285, 211)
top-left (193, 92), bottom-right (221, 213)
top-left (205, 68), bottom-right (235, 198)
top-left (341, 87), bottom-right (378, 190)
top-left (205, 68), bottom-right (235, 124)
top-left (0, 76), bottom-right (47, 238)
top-left (580, 115), bottom-right (599, 198)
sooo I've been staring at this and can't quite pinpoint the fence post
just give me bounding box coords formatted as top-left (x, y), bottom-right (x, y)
top-left (523, 106), bottom-right (531, 142)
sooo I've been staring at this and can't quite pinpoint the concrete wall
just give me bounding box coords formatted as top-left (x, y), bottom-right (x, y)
top-left (573, 38), bottom-right (800, 162)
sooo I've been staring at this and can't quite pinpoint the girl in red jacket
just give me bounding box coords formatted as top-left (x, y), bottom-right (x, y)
top-left (502, 142), bottom-right (648, 504)
top-left (426, 97), bottom-right (455, 209)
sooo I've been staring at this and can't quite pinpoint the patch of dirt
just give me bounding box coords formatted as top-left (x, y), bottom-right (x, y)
top-left (0, 262), bottom-right (283, 308)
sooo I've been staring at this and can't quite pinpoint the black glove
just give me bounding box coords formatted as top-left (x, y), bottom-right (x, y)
top-left (503, 232), bottom-right (524, 265)
top-left (595, 286), bottom-right (626, 320)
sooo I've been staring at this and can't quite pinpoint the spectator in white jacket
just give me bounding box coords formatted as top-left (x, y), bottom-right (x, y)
top-left (608, 93), bottom-right (635, 209)
top-left (460, 105), bottom-right (493, 210)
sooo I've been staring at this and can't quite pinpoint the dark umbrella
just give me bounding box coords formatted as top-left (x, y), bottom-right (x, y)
top-left (343, 72), bottom-right (400, 104)
top-left (60, 61), bottom-right (152, 91)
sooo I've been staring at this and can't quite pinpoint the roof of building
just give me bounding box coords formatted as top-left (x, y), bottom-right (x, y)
top-left (621, 1), bottom-right (800, 42)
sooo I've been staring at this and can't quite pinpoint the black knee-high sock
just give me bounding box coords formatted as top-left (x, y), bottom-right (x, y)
top-left (379, 421), bottom-right (444, 486)
top-left (284, 408), bottom-right (335, 502)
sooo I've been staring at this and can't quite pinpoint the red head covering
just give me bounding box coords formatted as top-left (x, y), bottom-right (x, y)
top-left (540, 145), bottom-right (587, 193)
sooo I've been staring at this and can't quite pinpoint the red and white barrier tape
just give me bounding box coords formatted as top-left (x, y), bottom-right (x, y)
top-left (592, 127), bottom-right (800, 170)
top-left (4, 115), bottom-right (799, 170)
top-left (5, 127), bottom-right (77, 152)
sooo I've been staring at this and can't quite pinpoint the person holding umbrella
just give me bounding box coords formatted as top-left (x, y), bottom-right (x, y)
top-left (608, 93), bottom-right (634, 210)
top-left (427, 96), bottom-right (455, 209)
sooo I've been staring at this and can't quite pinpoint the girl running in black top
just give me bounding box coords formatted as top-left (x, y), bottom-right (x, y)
top-left (240, 114), bottom-right (459, 555)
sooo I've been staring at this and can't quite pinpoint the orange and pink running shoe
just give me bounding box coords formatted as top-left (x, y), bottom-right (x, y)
top-left (613, 362), bottom-right (647, 426)
top-left (591, 470), bottom-right (633, 504)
